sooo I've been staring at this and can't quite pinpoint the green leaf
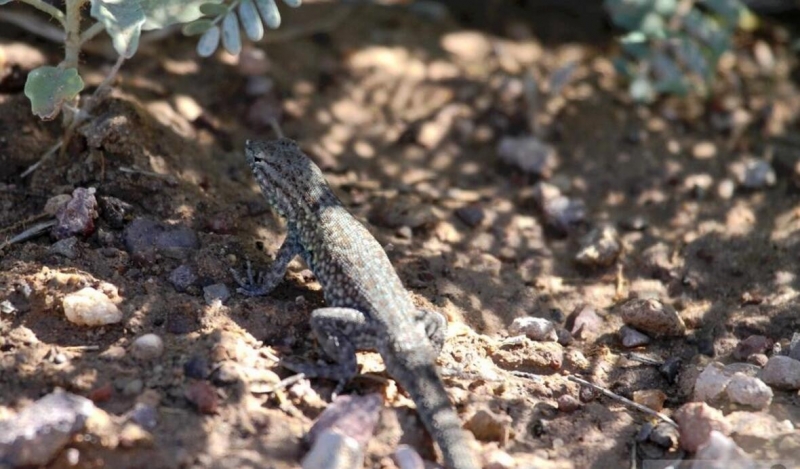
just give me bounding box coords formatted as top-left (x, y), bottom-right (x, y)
top-left (239, 0), bottom-right (264, 41)
top-left (182, 19), bottom-right (214, 36)
top-left (199, 2), bottom-right (229, 16)
top-left (141, 0), bottom-right (221, 30)
top-left (197, 25), bottom-right (221, 57)
top-left (24, 66), bottom-right (84, 120)
top-left (90, 0), bottom-right (146, 58)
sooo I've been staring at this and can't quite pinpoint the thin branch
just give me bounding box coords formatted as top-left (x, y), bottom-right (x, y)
top-left (79, 21), bottom-right (106, 46)
top-left (17, 0), bottom-right (64, 26)
top-left (567, 375), bottom-right (678, 428)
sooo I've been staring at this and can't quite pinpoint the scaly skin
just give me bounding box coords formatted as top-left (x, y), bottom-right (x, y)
top-left (232, 138), bottom-right (478, 469)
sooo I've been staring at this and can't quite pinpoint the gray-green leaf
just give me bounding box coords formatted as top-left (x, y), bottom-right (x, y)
top-left (255, 0), bottom-right (281, 29)
top-left (221, 12), bottom-right (242, 55)
top-left (197, 25), bottom-right (221, 57)
top-left (199, 2), bottom-right (229, 17)
top-left (141, 0), bottom-right (221, 30)
top-left (239, 0), bottom-right (264, 41)
top-left (90, 0), bottom-right (146, 58)
top-left (24, 66), bottom-right (85, 120)
top-left (282, 0), bottom-right (301, 7)
top-left (182, 19), bottom-right (214, 36)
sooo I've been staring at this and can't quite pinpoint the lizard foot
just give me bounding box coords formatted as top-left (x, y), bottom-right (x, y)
top-left (230, 259), bottom-right (276, 296)
top-left (280, 358), bottom-right (353, 399)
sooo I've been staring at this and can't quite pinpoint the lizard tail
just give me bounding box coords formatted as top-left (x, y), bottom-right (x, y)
top-left (388, 360), bottom-right (479, 469)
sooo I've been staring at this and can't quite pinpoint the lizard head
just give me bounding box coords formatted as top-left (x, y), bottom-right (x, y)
top-left (245, 138), bottom-right (333, 218)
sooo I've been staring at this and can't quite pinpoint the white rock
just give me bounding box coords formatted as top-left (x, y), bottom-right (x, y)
top-left (62, 288), bottom-right (122, 326)
top-left (301, 429), bottom-right (363, 469)
top-left (725, 372), bottom-right (772, 409)
top-left (509, 317), bottom-right (558, 342)
top-left (694, 362), bottom-right (731, 402)
top-left (760, 355), bottom-right (800, 390)
top-left (131, 334), bottom-right (164, 361)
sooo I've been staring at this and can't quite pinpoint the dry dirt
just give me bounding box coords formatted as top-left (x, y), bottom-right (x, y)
top-left (1, 2), bottom-right (800, 469)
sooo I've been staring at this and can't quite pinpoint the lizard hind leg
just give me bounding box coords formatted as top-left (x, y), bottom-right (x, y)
top-left (282, 306), bottom-right (377, 397)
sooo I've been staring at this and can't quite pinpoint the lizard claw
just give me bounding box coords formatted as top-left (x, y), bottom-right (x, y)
top-left (230, 258), bottom-right (274, 296)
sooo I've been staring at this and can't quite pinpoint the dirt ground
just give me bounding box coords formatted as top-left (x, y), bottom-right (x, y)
top-left (2, 1), bottom-right (800, 468)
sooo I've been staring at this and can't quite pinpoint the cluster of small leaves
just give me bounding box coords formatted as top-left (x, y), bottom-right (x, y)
top-left (605, 0), bottom-right (748, 102)
top-left (182, 0), bottom-right (302, 57)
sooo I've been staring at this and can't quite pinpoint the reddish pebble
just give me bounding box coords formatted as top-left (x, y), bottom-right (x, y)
top-left (557, 394), bottom-right (581, 412)
top-left (89, 382), bottom-right (113, 403)
top-left (185, 381), bottom-right (218, 414)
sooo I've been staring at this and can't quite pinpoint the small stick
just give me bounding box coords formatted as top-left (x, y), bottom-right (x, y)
top-left (567, 375), bottom-right (678, 428)
top-left (251, 373), bottom-right (307, 395)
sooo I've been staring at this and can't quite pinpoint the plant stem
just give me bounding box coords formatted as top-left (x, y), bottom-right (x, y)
top-left (18, 0), bottom-right (65, 27)
top-left (62, 0), bottom-right (88, 70)
top-left (79, 21), bottom-right (105, 46)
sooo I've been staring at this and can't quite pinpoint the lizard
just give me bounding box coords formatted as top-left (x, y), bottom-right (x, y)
top-left (232, 138), bottom-right (479, 469)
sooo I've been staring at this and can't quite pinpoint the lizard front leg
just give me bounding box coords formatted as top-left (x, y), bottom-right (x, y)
top-left (231, 231), bottom-right (302, 296)
top-left (282, 307), bottom-right (378, 396)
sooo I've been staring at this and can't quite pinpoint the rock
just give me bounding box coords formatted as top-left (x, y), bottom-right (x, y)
top-left (483, 449), bottom-right (516, 469)
top-left (128, 403), bottom-right (158, 430)
top-left (747, 353), bottom-right (769, 367)
top-left (733, 335), bottom-right (772, 361)
top-left (62, 287), bottom-right (122, 326)
top-left (130, 334), bottom-right (164, 361)
top-left (620, 325), bottom-right (651, 348)
top-left (122, 378), bottom-right (144, 396)
top-left (455, 205), bottom-right (485, 228)
top-left (307, 394), bottom-right (382, 449)
top-left (692, 141), bottom-right (717, 159)
top-left (726, 373), bottom-right (772, 409)
top-left (464, 408), bottom-right (511, 444)
top-left (575, 225), bottom-right (621, 267)
top-left (123, 217), bottom-right (199, 262)
top-left (168, 265), bottom-right (197, 292)
top-left (98, 196), bottom-right (133, 229)
top-left (509, 317), bottom-right (558, 342)
top-left (674, 402), bottom-right (732, 453)
top-left (183, 356), bottom-right (210, 380)
top-left (694, 362), bottom-right (732, 402)
top-left (532, 182), bottom-right (586, 235)
top-left (440, 31), bottom-right (492, 62)
top-left (203, 283), bottom-right (231, 305)
top-left (730, 158), bottom-right (776, 189)
top-left (44, 194), bottom-right (72, 216)
top-left (393, 445), bottom-right (424, 469)
top-left (0, 391), bottom-right (95, 466)
top-left (640, 242), bottom-right (675, 281)
top-left (49, 237), bottom-right (79, 259)
top-left (497, 135), bottom-right (558, 178)
top-left (649, 422), bottom-right (679, 449)
top-left (619, 298), bottom-right (686, 337)
top-left (660, 357), bottom-right (682, 383)
top-left (569, 304), bottom-right (603, 340)
top-left (632, 389), bottom-right (667, 412)
top-left (301, 429), bottom-right (363, 469)
top-left (727, 411), bottom-right (794, 446)
top-left (691, 431), bottom-right (753, 469)
top-left (717, 178), bottom-right (736, 199)
top-left (788, 332), bottom-right (800, 361)
top-left (185, 381), bottom-right (218, 414)
top-left (211, 361), bottom-right (241, 385)
top-left (557, 394), bottom-right (581, 412)
top-left (52, 187), bottom-right (98, 240)
top-left (760, 355), bottom-right (800, 390)
top-left (245, 75), bottom-right (274, 97)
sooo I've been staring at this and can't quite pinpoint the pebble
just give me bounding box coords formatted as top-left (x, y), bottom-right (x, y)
top-left (440, 31), bottom-right (492, 62)
top-left (725, 372), bottom-right (772, 409)
top-left (747, 353), bottom-right (769, 367)
top-left (0, 391), bottom-right (96, 466)
top-left (122, 378), bottom-right (144, 396)
top-left (733, 335), bottom-right (771, 360)
top-left (649, 422), bottom-right (679, 449)
top-left (497, 135), bottom-right (558, 178)
top-left (131, 334), bottom-right (164, 361)
top-left (0, 300), bottom-right (16, 315)
top-left (575, 225), bottom-right (621, 267)
top-left (307, 394), bottom-right (382, 449)
top-left (393, 445), bottom-right (424, 469)
top-left (716, 178), bottom-right (736, 199)
top-left (62, 287), bottom-right (122, 326)
top-left (98, 196), bottom-right (133, 229)
top-left (693, 362), bottom-right (732, 402)
top-left (128, 402), bottom-right (158, 430)
top-left (692, 141), bottom-right (717, 159)
top-left (52, 187), bottom-right (98, 240)
top-left (618, 298), bottom-right (685, 337)
top-left (691, 432), bottom-right (752, 469)
top-left (168, 265), bottom-right (197, 292)
top-left (674, 402), bottom-right (732, 453)
top-left (183, 355), bottom-right (210, 379)
top-left (569, 304), bottom-right (603, 340)
top-left (632, 389), bottom-right (666, 412)
top-left (455, 205), bottom-right (485, 228)
top-left (464, 408), bottom-right (511, 444)
top-left (509, 317), bottom-right (558, 342)
top-left (760, 355), bottom-right (800, 390)
top-left (43, 194), bottom-right (72, 216)
top-left (731, 158), bottom-right (776, 189)
top-left (533, 182), bottom-right (586, 235)
top-left (123, 217), bottom-right (199, 262)
top-left (185, 381), bottom-right (218, 414)
top-left (557, 394), bottom-right (581, 412)
top-left (203, 283), bottom-right (231, 305)
top-left (301, 429), bottom-right (363, 469)
top-left (245, 75), bottom-right (274, 96)
top-left (49, 237), bottom-right (79, 259)
top-left (620, 325), bottom-right (651, 348)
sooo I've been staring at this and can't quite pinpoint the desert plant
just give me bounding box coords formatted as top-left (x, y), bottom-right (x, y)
top-left (604, 0), bottom-right (751, 102)
top-left (1, 0), bottom-right (300, 122)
